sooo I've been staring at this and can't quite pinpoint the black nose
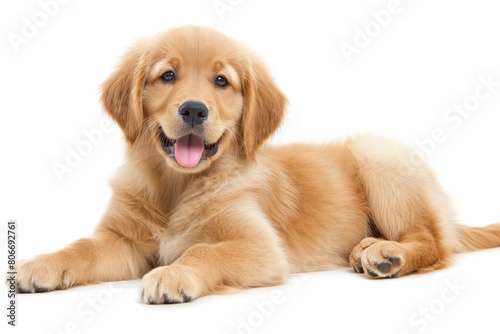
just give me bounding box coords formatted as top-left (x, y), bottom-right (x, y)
top-left (178, 101), bottom-right (209, 127)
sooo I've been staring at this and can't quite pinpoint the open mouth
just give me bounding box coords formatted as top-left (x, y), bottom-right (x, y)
top-left (159, 129), bottom-right (220, 168)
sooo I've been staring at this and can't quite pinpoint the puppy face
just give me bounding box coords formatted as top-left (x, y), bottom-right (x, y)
top-left (102, 26), bottom-right (287, 173)
top-left (144, 29), bottom-right (244, 172)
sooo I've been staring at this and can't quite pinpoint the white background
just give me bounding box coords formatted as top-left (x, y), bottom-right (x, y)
top-left (1, 0), bottom-right (500, 333)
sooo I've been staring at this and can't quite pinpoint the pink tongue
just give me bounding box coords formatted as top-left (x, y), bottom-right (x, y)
top-left (174, 134), bottom-right (204, 167)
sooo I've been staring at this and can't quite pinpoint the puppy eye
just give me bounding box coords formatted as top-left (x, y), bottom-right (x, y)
top-left (214, 75), bottom-right (229, 88)
top-left (160, 71), bottom-right (176, 82)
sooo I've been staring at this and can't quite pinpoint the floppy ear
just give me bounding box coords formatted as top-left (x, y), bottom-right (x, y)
top-left (241, 56), bottom-right (288, 159)
top-left (101, 46), bottom-right (148, 144)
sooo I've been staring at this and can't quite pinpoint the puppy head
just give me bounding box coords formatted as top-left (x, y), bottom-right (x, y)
top-left (101, 26), bottom-right (287, 173)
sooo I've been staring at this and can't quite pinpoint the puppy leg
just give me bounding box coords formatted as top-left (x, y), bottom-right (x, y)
top-left (350, 229), bottom-right (445, 278)
top-left (141, 210), bottom-right (288, 304)
top-left (348, 183), bottom-right (450, 278)
top-left (348, 135), bottom-right (453, 278)
top-left (18, 213), bottom-right (157, 292)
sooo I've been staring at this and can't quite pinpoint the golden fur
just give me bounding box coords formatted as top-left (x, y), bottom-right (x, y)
top-left (18, 26), bottom-right (500, 303)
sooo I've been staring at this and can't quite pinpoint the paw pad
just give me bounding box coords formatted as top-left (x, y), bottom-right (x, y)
top-left (350, 238), bottom-right (405, 279)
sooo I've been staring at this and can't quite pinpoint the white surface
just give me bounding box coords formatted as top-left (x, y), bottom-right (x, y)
top-left (1, 0), bottom-right (499, 333)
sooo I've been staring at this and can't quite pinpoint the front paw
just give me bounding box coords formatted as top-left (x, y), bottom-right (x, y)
top-left (140, 265), bottom-right (204, 304)
top-left (17, 254), bottom-right (72, 293)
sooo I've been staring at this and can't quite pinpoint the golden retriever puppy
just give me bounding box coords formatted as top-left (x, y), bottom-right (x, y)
top-left (18, 26), bottom-right (500, 303)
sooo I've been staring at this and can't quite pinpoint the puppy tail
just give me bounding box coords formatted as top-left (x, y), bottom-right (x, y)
top-left (456, 223), bottom-right (500, 252)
